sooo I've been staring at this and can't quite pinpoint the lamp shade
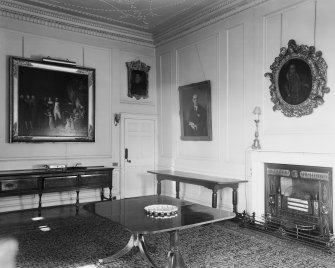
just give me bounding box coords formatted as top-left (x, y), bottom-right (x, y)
top-left (253, 106), bottom-right (261, 115)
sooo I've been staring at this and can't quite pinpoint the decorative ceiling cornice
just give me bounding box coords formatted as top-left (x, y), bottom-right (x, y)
top-left (153, 0), bottom-right (270, 46)
top-left (0, 0), bottom-right (270, 48)
top-left (15, 0), bottom-right (151, 31)
top-left (0, 0), bottom-right (154, 47)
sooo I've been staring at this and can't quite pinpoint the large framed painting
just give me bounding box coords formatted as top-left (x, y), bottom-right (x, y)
top-left (179, 80), bottom-right (212, 141)
top-left (265, 39), bottom-right (330, 117)
top-left (126, 60), bottom-right (150, 100)
top-left (9, 56), bottom-right (95, 142)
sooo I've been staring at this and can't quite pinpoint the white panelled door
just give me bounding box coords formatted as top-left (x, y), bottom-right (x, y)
top-left (121, 115), bottom-right (156, 198)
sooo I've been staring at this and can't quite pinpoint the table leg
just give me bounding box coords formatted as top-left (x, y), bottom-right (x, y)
top-left (98, 235), bottom-right (135, 265)
top-left (76, 189), bottom-right (80, 213)
top-left (100, 187), bottom-right (104, 201)
top-left (109, 186), bottom-right (113, 200)
top-left (138, 235), bottom-right (157, 267)
top-left (157, 179), bottom-right (162, 196)
top-left (212, 189), bottom-right (218, 208)
top-left (165, 230), bottom-right (187, 268)
top-left (97, 234), bottom-right (157, 268)
top-left (38, 192), bottom-right (42, 217)
top-left (232, 186), bottom-right (238, 213)
top-left (176, 181), bottom-right (180, 199)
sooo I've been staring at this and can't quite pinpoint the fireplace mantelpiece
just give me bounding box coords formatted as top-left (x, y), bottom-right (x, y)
top-left (265, 163), bottom-right (333, 237)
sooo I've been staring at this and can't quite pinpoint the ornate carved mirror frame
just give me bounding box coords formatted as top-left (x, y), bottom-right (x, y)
top-left (265, 39), bottom-right (330, 117)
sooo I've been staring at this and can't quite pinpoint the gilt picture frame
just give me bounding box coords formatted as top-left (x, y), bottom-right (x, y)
top-left (179, 80), bottom-right (212, 141)
top-left (9, 56), bottom-right (95, 142)
top-left (265, 39), bottom-right (330, 117)
top-left (126, 60), bottom-right (150, 100)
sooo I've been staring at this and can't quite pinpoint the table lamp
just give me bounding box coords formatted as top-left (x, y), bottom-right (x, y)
top-left (252, 106), bottom-right (261, 150)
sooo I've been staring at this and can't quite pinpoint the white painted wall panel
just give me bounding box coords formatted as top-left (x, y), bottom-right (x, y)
top-left (160, 52), bottom-right (172, 157)
top-left (176, 35), bottom-right (220, 161)
top-left (260, 0), bottom-right (335, 153)
top-left (0, 30), bottom-right (22, 152)
top-left (0, 21), bottom-right (156, 211)
top-left (282, 1), bottom-right (315, 46)
top-left (156, 0), bottom-right (335, 211)
top-left (24, 35), bottom-right (83, 65)
top-left (226, 24), bottom-right (245, 164)
top-left (67, 46), bottom-right (112, 158)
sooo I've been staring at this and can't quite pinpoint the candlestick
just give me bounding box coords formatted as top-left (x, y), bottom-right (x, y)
top-left (252, 106), bottom-right (261, 150)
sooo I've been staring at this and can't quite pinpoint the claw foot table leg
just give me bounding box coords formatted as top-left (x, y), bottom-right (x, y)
top-left (164, 230), bottom-right (188, 268)
top-left (97, 234), bottom-right (157, 268)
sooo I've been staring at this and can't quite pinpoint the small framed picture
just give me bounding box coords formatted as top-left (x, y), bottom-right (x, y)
top-left (179, 80), bottom-right (212, 141)
top-left (126, 60), bottom-right (150, 100)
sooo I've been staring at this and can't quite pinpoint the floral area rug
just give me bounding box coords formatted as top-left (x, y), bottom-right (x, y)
top-left (1, 213), bottom-right (335, 268)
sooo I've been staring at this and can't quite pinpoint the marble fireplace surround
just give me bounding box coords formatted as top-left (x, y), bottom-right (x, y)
top-left (249, 150), bottom-right (335, 232)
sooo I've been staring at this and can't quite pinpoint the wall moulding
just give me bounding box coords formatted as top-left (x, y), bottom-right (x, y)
top-left (0, 1), bottom-right (154, 47)
top-left (0, 0), bottom-right (270, 48)
top-left (154, 0), bottom-right (270, 46)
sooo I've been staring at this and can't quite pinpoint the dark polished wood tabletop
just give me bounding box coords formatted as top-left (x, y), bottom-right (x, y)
top-left (84, 195), bottom-right (235, 268)
top-left (0, 195), bottom-right (235, 268)
top-left (83, 195), bottom-right (235, 234)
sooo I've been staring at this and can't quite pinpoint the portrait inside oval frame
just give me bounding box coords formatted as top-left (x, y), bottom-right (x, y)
top-left (277, 58), bottom-right (312, 105)
top-left (265, 40), bottom-right (330, 117)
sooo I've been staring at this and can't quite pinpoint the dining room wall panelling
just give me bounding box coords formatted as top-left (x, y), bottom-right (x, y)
top-left (156, 0), bottom-right (335, 212)
top-left (0, 16), bottom-right (156, 211)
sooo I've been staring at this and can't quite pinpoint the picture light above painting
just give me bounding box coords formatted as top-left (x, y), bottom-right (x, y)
top-left (265, 39), bottom-right (330, 117)
top-left (9, 56), bottom-right (95, 142)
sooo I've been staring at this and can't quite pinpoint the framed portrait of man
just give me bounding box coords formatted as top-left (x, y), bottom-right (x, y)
top-left (179, 80), bottom-right (212, 141)
top-left (126, 60), bottom-right (150, 100)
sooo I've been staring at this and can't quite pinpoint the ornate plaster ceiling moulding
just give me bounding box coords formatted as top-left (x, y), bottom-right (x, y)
top-left (154, 0), bottom-right (270, 46)
top-left (0, 0), bottom-right (154, 47)
top-left (13, 0), bottom-right (151, 32)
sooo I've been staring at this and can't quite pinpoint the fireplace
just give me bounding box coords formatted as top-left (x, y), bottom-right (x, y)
top-left (264, 163), bottom-right (333, 238)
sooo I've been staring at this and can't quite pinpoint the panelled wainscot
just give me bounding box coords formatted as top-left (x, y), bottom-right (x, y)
top-left (0, 167), bottom-right (114, 215)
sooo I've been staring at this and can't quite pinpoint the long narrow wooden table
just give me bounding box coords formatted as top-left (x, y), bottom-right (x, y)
top-left (147, 170), bottom-right (247, 212)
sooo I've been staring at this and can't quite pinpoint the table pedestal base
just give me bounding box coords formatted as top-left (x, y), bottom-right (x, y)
top-left (165, 230), bottom-right (188, 268)
top-left (97, 234), bottom-right (157, 268)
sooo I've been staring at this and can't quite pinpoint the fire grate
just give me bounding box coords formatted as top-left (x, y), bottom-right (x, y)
top-left (265, 163), bottom-right (333, 238)
top-left (237, 163), bottom-right (335, 250)
top-left (239, 211), bottom-right (335, 251)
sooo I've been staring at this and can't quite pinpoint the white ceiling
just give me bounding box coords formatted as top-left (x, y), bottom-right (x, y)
top-left (12, 0), bottom-right (223, 33)
top-left (2, 0), bottom-right (267, 46)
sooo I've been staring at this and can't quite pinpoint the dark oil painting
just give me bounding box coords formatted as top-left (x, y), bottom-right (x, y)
top-left (126, 60), bottom-right (150, 100)
top-left (278, 58), bottom-right (312, 105)
top-left (179, 80), bottom-right (212, 141)
top-left (10, 57), bottom-right (95, 142)
top-left (129, 70), bottom-right (148, 98)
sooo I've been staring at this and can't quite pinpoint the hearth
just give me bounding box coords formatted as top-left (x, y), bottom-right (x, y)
top-left (264, 163), bottom-right (333, 238)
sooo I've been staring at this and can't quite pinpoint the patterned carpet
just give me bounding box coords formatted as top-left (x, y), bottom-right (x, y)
top-left (2, 213), bottom-right (335, 268)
